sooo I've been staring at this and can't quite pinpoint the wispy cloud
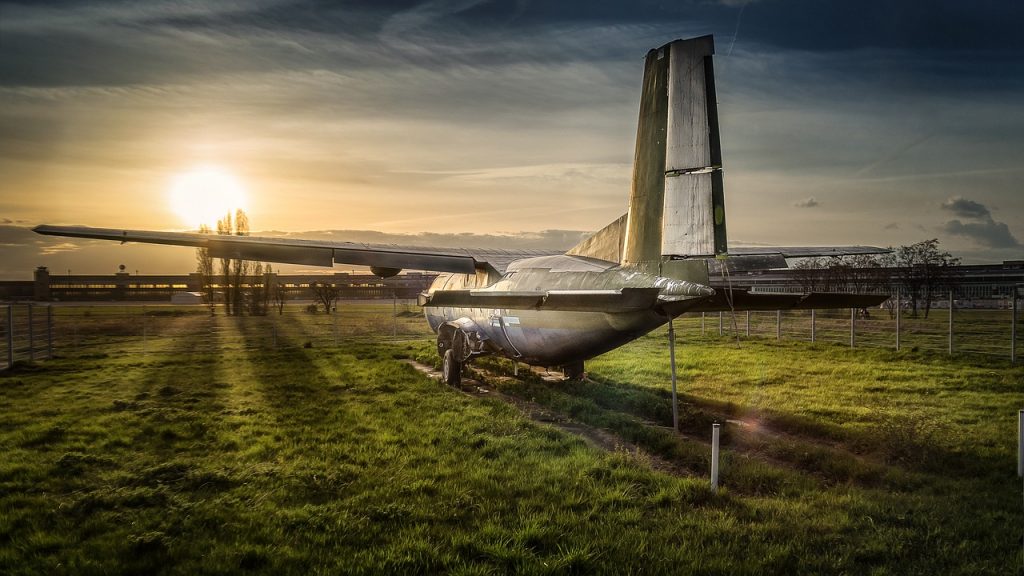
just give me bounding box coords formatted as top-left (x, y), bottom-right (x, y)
top-left (793, 197), bottom-right (819, 208)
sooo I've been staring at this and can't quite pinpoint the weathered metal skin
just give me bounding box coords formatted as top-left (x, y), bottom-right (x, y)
top-left (423, 254), bottom-right (712, 366)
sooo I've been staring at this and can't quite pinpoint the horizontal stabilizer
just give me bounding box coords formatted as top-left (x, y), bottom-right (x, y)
top-left (420, 287), bottom-right (663, 313)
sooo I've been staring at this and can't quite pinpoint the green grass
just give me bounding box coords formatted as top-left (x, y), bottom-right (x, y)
top-left (1, 308), bottom-right (1022, 574)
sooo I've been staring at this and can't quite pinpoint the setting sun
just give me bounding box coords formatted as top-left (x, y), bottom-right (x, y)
top-left (168, 166), bottom-right (248, 229)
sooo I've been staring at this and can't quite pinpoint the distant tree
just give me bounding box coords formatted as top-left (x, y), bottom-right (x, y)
top-left (894, 239), bottom-right (960, 318)
top-left (246, 262), bottom-right (271, 316)
top-left (195, 224), bottom-right (216, 315)
top-left (230, 209), bottom-right (250, 316)
top-left (792, 257), bottom-right (826, 293)
top-left (311, 281), bottom-right (340, 314)
top-left (271, 272), bottom-right (287, 315)
top-left (217, 213), bottom-right (234, 315)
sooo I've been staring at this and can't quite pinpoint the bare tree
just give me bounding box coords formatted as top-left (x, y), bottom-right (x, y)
top-left (894, 239), bottom-right (960, 318)
top-left (230, 209), bottom-right (250, 316)
top-left (311, 281), bottom-right (340, 314)
top-left (271, 271), bottom-right (287, 315)
top-left (195, 224), bottom-right (216, 315)
top-left (217, 213), bottom-right (233, 315)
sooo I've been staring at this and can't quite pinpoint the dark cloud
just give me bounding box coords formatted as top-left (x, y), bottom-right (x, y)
top-left (883, 222), bottom-right (899, 230)
top-left (793, 197), bottom-right (819, 208)
top-left (938, 196), bottom-right (1018, 248)
top-left (941, 196), bottom-right (990, 219)
top-left (942, 218), bottom-right (1019, 249)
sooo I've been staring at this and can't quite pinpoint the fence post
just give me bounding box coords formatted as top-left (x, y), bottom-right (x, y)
top-left (668, 319), bottom-right (679, 431)
top-left (776, 310), bottom-right (781, 341)
top-left (1012, 285), bottom-right (1018, 364)
top-left (47, 305), bottom-right (53, 359)
top-left (27, 305), bottom-right (34, 362)
top-left (142, 305), bottom-right (147, 356)
top-left (896, 285), bottom-right (901, 351)
top-left (701, 312), bottom-right (705, 336)
top-left (948, 288), bottom-right (954, 355)
top-left (810, 309), bottom-right (816, 343)
top-left (6, 305), bottom-right (12, 367)
top-left (850, 308), bottom-right (856, 348)
top-left (710, 423), bottom-right (721, 492)
top-left (745, 311), bottom-right (750, 337)
top-left (718, 311), bottom-right (723, 336)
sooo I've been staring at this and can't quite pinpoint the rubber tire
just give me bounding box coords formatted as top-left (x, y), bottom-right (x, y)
top-left (562, 361), bottom-right (585, 380)
top-left (442, 349), bottom-right (462, 387)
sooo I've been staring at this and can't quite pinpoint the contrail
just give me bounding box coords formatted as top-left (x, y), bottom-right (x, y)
top-left (727, 1), bottom-right (748, 57)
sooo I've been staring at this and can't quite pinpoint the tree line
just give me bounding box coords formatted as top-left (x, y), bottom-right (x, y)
top-left (195, 209), bottom-right (340, 315)
top-left (791, 239), bottom-right (960, 318)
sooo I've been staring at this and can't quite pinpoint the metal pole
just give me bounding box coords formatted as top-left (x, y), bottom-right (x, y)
top-left (669, 319), bottom-right (679, 431)
top-left (1012, 286), bottom-right (1018, 364)
top-left (711, 423), bottom-right (720, 492)
top-left (6, 305), bottom-right (12, 367)
top-left (850, 308), bottom-right (856, 348)
top-left (896, 285), bottom-right (901, 351)
top-left (701, 312), bottom-right (705, 336)
top-left (718, 311), bottom-right (723, 336)
top-left (745, 311), bottom-right (750, 337)
top-left (810, 309), bottom-right (816, 343)
top-left (1018, 409), bottom-right (1023, 478)
top-left (948, 288), bottom-right (954, 355)
top-left (27, 305), bottom-right (34, 361)
top-left (776, 310), bottom-right (781, 341)
top-left (47, 305), bottom-right (53, 359)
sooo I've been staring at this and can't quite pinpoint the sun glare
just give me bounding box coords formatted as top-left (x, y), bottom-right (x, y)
top-left (169, 166), bottom-right (248, 229)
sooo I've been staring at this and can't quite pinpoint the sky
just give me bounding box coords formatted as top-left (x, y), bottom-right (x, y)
top-left (1, 0), bottom-right (1022, 278)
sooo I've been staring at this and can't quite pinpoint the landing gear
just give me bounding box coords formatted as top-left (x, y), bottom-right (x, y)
top-left (442, 348), bottom-right (462, 387)
top-left (561, 361), bottom-right (585, 380)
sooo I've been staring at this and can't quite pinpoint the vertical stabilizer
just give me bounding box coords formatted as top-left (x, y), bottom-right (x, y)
top-left (622, 36), bottom-right (727, 274)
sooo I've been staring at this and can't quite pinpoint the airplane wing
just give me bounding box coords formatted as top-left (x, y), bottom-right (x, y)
top-left (32, 225), bottom-right (560, 275)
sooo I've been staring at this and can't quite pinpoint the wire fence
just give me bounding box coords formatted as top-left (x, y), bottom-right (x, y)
top-left (680, 305), bottom-right (1019, 360)
top-left (2, 288), bottom-right (1021, 370)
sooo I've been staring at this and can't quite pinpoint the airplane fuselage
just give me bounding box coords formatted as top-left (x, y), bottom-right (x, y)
top-left (422, 254), bottom-right (705, 367)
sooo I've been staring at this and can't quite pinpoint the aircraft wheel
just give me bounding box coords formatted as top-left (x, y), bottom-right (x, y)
top-left (562, 361), bottom-right (585, 380)
top-left (442, 349), bottom-right (462, 387)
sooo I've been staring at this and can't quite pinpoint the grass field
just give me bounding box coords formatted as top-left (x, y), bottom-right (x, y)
top-left (1, 305), bottom-right (1022, 574)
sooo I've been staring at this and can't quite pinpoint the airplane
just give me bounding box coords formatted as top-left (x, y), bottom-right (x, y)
top-left (34, 35), bottom-right (888, 387)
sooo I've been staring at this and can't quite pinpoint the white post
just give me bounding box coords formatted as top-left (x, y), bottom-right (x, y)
top-left (711, 423), bottom-right (721, 492)
top-left (669, 319), bottom-right (679, 431)
top-left (811, 309), bottom-right (816, 343)
top-left (1018, 410), bottom-right (1023, 478)
top-left (718, 311), bottom-right (723, 336)
top-left (745, 311), bottom-right (750, 337)
top-left (701, 312), bottom-right (705, 336)
top-left (1011, 284), bottom-right (1019, 360)
top-left (776, 310), bottom-right (781, 340)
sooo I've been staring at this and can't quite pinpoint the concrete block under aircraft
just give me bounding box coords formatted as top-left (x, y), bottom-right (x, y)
top-left (34, 35), bottom-right (887, 386)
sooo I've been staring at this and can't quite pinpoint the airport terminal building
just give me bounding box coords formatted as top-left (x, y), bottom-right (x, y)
top-left (0, 267), bottom-right (437, 302)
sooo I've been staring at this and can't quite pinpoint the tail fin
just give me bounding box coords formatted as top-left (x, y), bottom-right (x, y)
top-left (621, 35), bottom-right (727, 271)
